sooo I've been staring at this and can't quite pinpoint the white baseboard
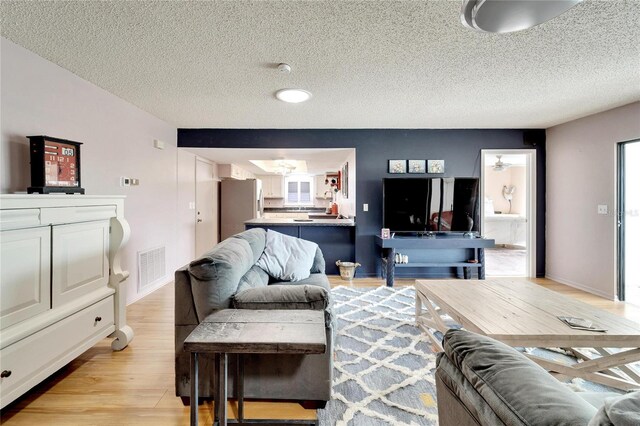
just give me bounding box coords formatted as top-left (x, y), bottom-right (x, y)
top-left (545, 274), bottom-right (615, 301)
top-left (126, 277), bottom-right (173, 305)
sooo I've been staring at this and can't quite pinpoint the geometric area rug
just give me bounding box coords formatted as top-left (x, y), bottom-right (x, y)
top-left (317, 286), bottom-right (439, 425)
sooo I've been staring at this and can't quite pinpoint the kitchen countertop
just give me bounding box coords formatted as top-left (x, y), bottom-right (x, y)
top-left (245, 218), bottom-right (355, 227)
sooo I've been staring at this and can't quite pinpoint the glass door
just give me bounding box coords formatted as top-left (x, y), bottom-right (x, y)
top-left (618, 140), bottom-right (640, 305)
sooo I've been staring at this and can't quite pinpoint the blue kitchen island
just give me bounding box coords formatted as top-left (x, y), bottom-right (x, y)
top-left (245, 218), bottom-right (356, 275)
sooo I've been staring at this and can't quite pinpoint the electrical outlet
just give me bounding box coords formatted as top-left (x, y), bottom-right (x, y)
top-left (363, 203), bottom-right (369, 212)
top-left (597, 204), bottom-right (608, 215)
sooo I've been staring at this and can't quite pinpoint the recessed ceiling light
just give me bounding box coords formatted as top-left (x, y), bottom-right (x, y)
top-left (275, 89), bottom-right (312, 103)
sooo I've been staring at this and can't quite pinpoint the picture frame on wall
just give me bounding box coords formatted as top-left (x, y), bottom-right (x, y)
top-left (341, 162), bottom-right (349, 198)
top-left (427, 160), bottom-right (445, 174)
top-left (388, 160), bottom-right (407, 174)
top-left (408, 160), bottom-right (426, 174)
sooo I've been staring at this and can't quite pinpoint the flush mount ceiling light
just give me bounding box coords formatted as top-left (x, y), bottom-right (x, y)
top-left (461, 0), bottom-right (583, 33)
top-left (275, 89), bottom-right (312, 103)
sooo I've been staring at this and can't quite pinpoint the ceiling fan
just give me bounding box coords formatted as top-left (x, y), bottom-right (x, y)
top-left (493, 155), bottom-right (512, 172)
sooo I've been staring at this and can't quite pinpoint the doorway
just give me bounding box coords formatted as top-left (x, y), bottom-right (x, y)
top-left (618, 140), bottom-right (640, 305)
top-left (195, 157), bottom-right (218, 257)
top-left (481, 149), bottom-right (536, 277)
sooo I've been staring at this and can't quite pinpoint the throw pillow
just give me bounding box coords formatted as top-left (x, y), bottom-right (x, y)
top-left (256, 229), bottom-right (318, 282)
top-left (588, 391), bottom-right (640, 426)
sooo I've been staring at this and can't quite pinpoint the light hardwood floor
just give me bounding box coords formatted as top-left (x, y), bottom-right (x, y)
top-left (1, 277), bottom-right (639, 424)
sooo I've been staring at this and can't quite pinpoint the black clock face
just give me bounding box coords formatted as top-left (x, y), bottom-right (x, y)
top-left (44, 141), bottom-right (78, 187)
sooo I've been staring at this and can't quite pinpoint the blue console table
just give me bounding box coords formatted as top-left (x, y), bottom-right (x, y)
top-left (375, 235), bottom-right (495, 287)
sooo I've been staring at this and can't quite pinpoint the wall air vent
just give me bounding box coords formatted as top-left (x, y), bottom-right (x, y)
top-left (137, 246), bottom-right (166, 291)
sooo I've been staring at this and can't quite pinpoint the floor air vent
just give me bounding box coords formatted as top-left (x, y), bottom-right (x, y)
top-left (138, 246), bottom-right (166, 291)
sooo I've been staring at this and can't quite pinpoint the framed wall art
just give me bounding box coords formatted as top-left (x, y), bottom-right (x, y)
top-left (341, 162), bottom-right (349, 198)
top-left (408, 160), bottom-right (426, 174)
top-left (388, 160), bottom-right (407, 174)
top-left (427, 160), bottom-right (445, 174)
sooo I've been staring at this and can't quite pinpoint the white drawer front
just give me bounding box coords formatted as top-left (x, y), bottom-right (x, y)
top-left (0, 209), bottom-right (41, 231)
top-left (40, 205), bottom-right (116, 225)
top-left (52, 220), bottom-right (109, 307)
top-left (0, 227), bottom-right (51, 330)
top-left (0, 296), bottom-right (114, 408)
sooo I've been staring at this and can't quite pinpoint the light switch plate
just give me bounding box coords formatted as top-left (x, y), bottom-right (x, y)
top-left (597, 204), bottom-right (608, 215)
top-left (363, 203), bottom-right (369, 212)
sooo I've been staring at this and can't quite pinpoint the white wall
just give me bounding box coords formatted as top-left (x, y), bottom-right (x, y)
top-left (484, 166), bottom-right (526, 215)
top-left (546, 102), bottom-right (640, 300)
top-left (1, 37), bottom-right (186, 304)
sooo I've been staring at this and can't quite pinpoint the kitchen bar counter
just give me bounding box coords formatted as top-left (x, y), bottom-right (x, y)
top-left (245, 218), bottom-right (355, 226)
top-left (245, 219), bottom-right (356, 274)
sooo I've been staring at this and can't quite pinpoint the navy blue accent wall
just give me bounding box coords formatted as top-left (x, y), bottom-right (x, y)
top-left (179, 129), bottom-right (546, 277)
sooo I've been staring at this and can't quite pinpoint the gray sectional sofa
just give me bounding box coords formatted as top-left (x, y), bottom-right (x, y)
top-left (175, 228), bottom-right (333, 406)
top-left (436, 329), bottom-right (628, 426)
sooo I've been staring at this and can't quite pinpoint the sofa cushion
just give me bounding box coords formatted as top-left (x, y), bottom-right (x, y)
top-left (232, 284), bottom-right (329, 311)
top-left (310, 246), bottom-right (326, 274)
top-left (236, 264), bottom-right (270, 294)
top-left (256, 230), bottom-right (318, 282)
top-left (188, 237), bottom-right (254, 321)
top-left (436, 353), bottom-right (506, 425)
top-left (232, 228), bottom-right (267, 264)
top-left (442, 329), bottom-right (597, 425)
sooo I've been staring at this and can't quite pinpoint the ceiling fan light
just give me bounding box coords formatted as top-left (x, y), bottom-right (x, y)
top-left (461, 0), bottom-right (583, 33)
top-left (275, 89), bottom-right (312, 103)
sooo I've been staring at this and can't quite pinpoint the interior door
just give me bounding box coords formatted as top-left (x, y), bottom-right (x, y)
top-left (195, 158), bottom-right (218, 257)
top-left (618, 140), bottom-right (639, 305)
top-left (480, 149), bottom-right (536, 277)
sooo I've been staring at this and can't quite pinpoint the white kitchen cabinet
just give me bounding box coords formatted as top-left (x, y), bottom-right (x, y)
top-left (219, 164), bottom-right (255, 180)
top-left (0, 195), bottom-right (133, 409)
top-left (258, 175), bottom-right (284, 198)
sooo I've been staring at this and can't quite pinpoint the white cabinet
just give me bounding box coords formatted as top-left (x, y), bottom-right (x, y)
top-left (259, 175), bottom-right (284, 198)
top-left (0, 195), bottom-right (133, 409)
top-left (0, 227), bottom-right (51, 330)
top-left (219, 164), bottom-right (255, 180)
top-left (52, 220), bottom-right (110, 307)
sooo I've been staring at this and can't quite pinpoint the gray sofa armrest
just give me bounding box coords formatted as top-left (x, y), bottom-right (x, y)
top-left (232, 284), bottom-right (332, 327)
top-left (440, 329), bottom-right (597, 426)
top-left (232, 284), bottom-right (329, 310)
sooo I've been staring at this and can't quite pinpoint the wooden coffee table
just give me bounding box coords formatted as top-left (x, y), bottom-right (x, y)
top-left (184, 309), bottom-right (327, 426)
top-left (415, 279), bottom-right (640, 390)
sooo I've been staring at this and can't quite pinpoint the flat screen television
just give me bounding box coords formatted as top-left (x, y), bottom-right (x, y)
top-left (383, 177), bottom-right (480, 233)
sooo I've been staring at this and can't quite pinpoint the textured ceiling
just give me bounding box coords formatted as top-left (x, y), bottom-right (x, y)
top-left (1, 1), bottom-right (639, 129)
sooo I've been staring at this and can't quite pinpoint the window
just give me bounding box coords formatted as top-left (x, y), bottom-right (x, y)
top-left (285, 176), bottom-right (313, 206)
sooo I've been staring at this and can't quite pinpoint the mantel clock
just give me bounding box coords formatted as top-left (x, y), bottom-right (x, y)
top-left (27, 135), bottom-right (85, 194)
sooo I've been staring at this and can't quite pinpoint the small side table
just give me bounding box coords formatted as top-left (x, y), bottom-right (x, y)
top-left (184, 309), bottom-right (327, 426)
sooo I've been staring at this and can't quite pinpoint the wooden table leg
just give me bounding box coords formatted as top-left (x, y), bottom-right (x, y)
top-left (385, 248), bottom-right (395, 287)
top-left (190, 352), bottom-right (198, 426)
